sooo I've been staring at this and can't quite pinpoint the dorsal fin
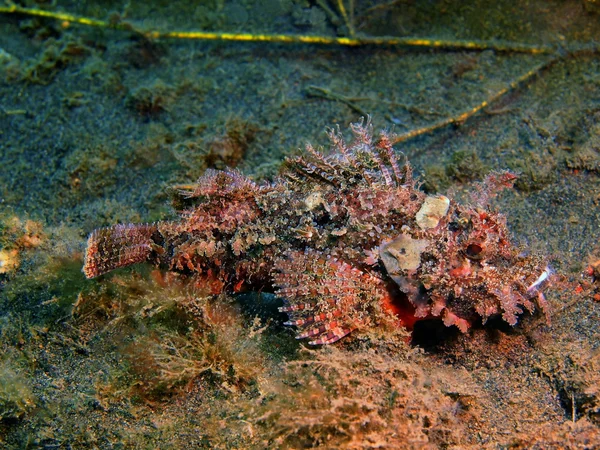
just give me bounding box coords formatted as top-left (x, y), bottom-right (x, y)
top-left (284, 117), bottom-right (411, 189)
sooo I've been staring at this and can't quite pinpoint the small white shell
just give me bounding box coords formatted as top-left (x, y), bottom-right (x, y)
top-left (416, 195), bottom-right (450, 230)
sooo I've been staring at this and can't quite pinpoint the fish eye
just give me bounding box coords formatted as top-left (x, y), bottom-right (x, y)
top-left (465, 243), bottom-right (483, 259)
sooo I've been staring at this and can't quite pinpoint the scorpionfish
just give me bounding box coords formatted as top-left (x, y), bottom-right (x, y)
top-left (83, 119), bottom-right (551, 345)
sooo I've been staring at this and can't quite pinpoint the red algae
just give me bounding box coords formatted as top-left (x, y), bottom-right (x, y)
top-left (83, 118), bottom-right (551, 345)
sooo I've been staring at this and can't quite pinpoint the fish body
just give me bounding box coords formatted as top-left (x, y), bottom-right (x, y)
top-left (84, 120), bottom-right (550, 344)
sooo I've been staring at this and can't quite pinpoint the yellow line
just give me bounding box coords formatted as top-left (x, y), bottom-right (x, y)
top-left (0, 4), bottom-right (555, 54)
top-left (153, 31), bottom-right (554, 54)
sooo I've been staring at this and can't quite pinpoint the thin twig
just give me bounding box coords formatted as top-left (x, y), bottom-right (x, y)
top-left (305, 85), bottom-right (369, 116)
top-left (392, 57), bottom-right (559, 144)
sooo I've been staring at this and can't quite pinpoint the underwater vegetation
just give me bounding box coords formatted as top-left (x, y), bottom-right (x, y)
top-left (1, 0), bottom-right (600, 448)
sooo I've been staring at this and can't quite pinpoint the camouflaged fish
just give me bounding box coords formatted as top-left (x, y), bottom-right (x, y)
top-left (83, 119), bottom-right (551, 345)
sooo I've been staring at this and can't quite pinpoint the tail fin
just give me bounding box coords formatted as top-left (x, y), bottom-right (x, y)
top-left (83, 223), bottom-right (158, 278)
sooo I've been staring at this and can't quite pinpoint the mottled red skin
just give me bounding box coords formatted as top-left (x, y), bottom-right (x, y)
top-left (83, 120), bottom-right (551, 345)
